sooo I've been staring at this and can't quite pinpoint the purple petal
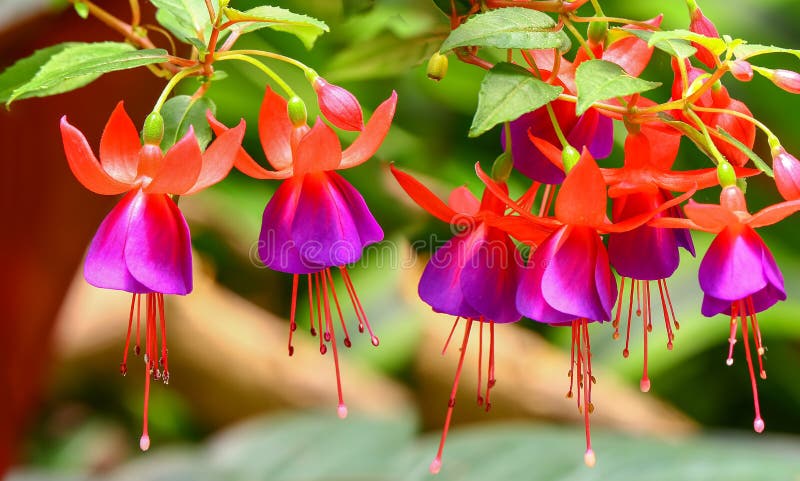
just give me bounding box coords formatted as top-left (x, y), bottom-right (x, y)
top-left (594, 236), bottom-right (618, 319)
top-left (419, 233), bottom-right (481, 319)
top-left (503, 109), bottom-right (566, 184)
top-left (609, 224), bottom-right (680, 280)
top-left (700, 293), bottom-right (731, 317)
top-left (124, 191), bottom-right (192, 295)
top-left (568, 108), bottom-right (613, 160)
top-left (587, 112), bottom-right (614, 159)
top-left (328, 171), bottom-right (384, 248)
top-left (517, 226), bottom-right (576, 324)
top-left (459, 226), bottom-right (522, 323)
top-left (259, 176), bottom-right (314, 274)
top-left (541, 225), bottom-right (612, 321)
top-left (84, 190), bottom-right (151, 293)
top-left (699, 226), bottom-right (769, 302)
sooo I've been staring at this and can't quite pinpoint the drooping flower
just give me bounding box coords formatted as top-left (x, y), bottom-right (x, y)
top-left (478, 148), bottom-right (694, 467)
top-left (210, 87), bottom-right (397, 418)
top-left (60, 102), bottom-right (245, 450)
top-left (772, 145), bottom-right (800, 200)
top-left (654, 184), bottom-right (800, 432)
top-left (391, 165), bottom-right (530, 473)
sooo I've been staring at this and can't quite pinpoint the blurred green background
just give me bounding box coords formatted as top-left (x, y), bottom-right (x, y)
top-left (5, 0), bottom-right (800, 480)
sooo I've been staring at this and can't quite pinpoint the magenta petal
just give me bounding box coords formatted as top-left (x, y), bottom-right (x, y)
top-left (517, 226), bottom-right (576, 324)
top-left (541, 225), bottom-right (613, 322)
top-left (568, 108), bottom-right (613, 160)
top-left (419, 234), bottom-right (481, 319)
top-left (124, 191), bottom-right (192, 295)
top-left (459, 226), bottom-right (522, 324)
top-left (259, 172), bottom-right (382, 274)
top-left (504, 109), bottom-right (566, 184)
top-left (699, 226), bottom-right (770, 302)
top-left (84, 191), bottom-right (150, 293)
top-left (609, 224), bottom-right (680, 280)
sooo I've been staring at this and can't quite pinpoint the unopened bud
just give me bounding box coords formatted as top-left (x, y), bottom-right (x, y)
top-left (772, 145), bottom-right (800, 200)
top-left (562, 145), bottom-right (580, 173)
top-left (769, 69), bottom-right (800, 95)
top-left (287, 96), bottom-right (307, 127)
top-left (311, 76), bottom-right (364, 131)
top-left (730, 60), bottom-right (753, 82)
top-left (491, 151), bottom-right (513, 181)
top-left (688, 6), bottom-right (720, 68)
top-left (716, 161), bottom-right (736, 187)
top-left (426, 52), bottom-right (449, 82)
top-left (587, 20), bottom-right (608, 45)
top-left (142, 112), bottom-right (164, 145)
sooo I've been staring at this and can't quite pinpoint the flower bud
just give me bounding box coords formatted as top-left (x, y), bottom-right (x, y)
top-left (716, 161), bottom-right (736, 187)
top-left (310, 75), bottom-right (364, 131)
top-left (142, 111), bottom-right (164, 145)
top-left (562, 145), bottom-right (580, 173)
top-left (491, 150), bottom-right (513, 182)
top-left (426, 52), bottom-right (449, 82)
top-left (688, 6), bottom-right (720, 68)
top-left (587, 20), bottom-right (608, 45)
top-left (287, 96), bottom-right (307, 127)
top-left (730, 60), bottom-right (753, 82)
top-left (769, 69), bottom-right (800, 95)
top-left (772, 146), bottom-right (800, 200)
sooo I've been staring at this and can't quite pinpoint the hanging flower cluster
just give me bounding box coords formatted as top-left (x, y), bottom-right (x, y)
top-left (4, 0), bottom-right (800, 474)
top-left (389, 0), bottom-right (800, 472)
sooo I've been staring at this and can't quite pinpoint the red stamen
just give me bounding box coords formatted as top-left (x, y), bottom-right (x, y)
top-left (288, 274), bottom-right (299, 356)
top-left (641, 283), bottom-right (651, 393)
top-left (135, 294), bottom-right (141, 356)
top-left (657, 280), bottom-right (675, 350)
top-left (573, 318), bottom-right (595, 467)
top-left (726, 303), bottom-right (738, 366)
top-left (325, 268), bottom-right (352, 347)
top-left (485, 321), bottom-right (496, 412)
top-left (315, 273), bottom-right (326, 355)
top-left (623, 281), bottom-right (635, 358)
top-left (476, 318), bottom-right (484, 406)
top-left (307, 274), bottom-right (317, 337)
top-left (738, 300), bottom-right (765, 433)
top-left (746, 296), bottom-right (767, 379)
top-left (430, 319), bottom-right (473, 474)
top-left (635, 279), bottom-right (642, 317)
top-left (340, 267), bottom-right (379, 346)
top-left (612, 278), bottom-right (625, 340)
top-left (140, 358), bottom-right (151, 451)
top-left (321, 269), bottom-right (347, 419)
top-left (538, 184), bottom-right (552, 217)
top-left (442, 317), bottom-right (461, 355)
top-left (157, 294), bottom-right (169, 383)
top-left (121, 294), bottom-right (137, 376)
top-left (663, 280), bottom-right (680, 330)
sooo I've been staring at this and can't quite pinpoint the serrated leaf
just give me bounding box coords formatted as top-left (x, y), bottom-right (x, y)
top-left (160, 95), bottom-right (217, 151)
top-left (469, 62), bottom-right (562, 138)
top-left (151, 0), bottom-right (216, 43)
top-left (225, 6), bottom-right (329, 50)
top-left (733, 43), bottom-right (800, 61)
top-left (717, 127), bottom-right (773, 177)
top-left (575, 59), bottom-right (660, 115)
top-left (7, 43), bottom-right (168, 105)
top-left (648, 29), bottom-right (727, 56)
top-left (622, 28), bottom-right (697, 59)
top-left (0, 43), bottom-right (80, 104)
top-left (441, 7), bottom-right (571, 53)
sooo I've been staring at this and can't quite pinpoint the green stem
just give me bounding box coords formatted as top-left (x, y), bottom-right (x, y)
top-left (684, 108), bottom-right (727, 165)
top-left (216, 49), bottom-right (312, 75)
top-left (589, 0), bottom-right (604, 16)
top-left (545, 102), bottom-right (569, 148)
top-left (563, 18), bottom-right (596, 60)
top-left (153, 66), bottom-right (203, 112)
top-left (692, 105), bottom-right (779, 145)
top-left (215, 54), bottom-right (296, 97)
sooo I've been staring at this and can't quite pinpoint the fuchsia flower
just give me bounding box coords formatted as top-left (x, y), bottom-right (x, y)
top-left (311, 75), bottom-right (364, 131)
top-left (60, 102), bottom-right (245, 450)
top-left (772, 145), bottom-right (800, 200)
top-left (688, 5), bottom-right (721, 68)
top-left (391, 165), bottom-right (528, 473)
top-left (210, 87), bottom-right (397, 418)
top-left (655, 184), bottom-right (800, 432)
top-left (477, 149), bottom-right (694, 467)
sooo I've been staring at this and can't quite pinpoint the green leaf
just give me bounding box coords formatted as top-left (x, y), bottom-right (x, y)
top-left (0, 43), bottom-right (79, 104)
top-left (575, 59), bottom-right (660, 115)
top-left (717, 127), bottom-right (773, 177)
top-left (440, 7), bottom-right (571, 53)
top-left (7, 42), bottom-right (168, 105)
top-left (733, 43), bottom-right (800, 61)
top-left (151, 0), bottom-right (216, 43)
top-left (648, 29), bottom-right (727, 56)
top-left (622, 28), bottom-right (697, 58)
top-left (73, 1), bottom-right (89, 19)
top-left (325, 33), bottom-right (440, 82)
top-left (224, 6), bottom-right (330, 50)
top-left (469, 62), bottom-right (562, 138)
top-left (160, 95), bottom-right (217, 151)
